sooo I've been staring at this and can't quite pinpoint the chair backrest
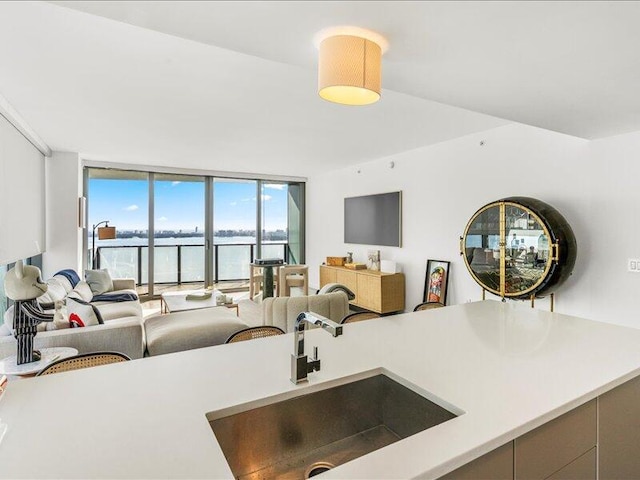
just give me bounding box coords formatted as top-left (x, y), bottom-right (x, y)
top-left (262, 291), bottom-right (349, 332)
top-left (278, 265), bottom-right (309, 297)
top-left (36, 352), bottom-right (131, 376)
top-left (225, 326), bottom-right (285, 343)
top-left (317, 283), bottom-right (356, 300)
top-left (341, 311), bottom-right (381, 324)
top-left (413, 302), bottom-right (445, 312)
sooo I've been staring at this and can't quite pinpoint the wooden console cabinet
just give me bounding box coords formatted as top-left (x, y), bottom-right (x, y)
top-left (319, 265), bottom-right (405, 314)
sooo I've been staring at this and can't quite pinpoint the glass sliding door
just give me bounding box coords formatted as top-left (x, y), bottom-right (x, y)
top-left (287, 183), bottom-right (305, 265)
top-left (260, 181), bottom-right (289, 263)
top-left (153, 174), bottom-right (205, 294)
top-left (87, 169), bottom-right (150, 295)
top-left (213, 178), bottom-right (257, 282)
top-left (86, 166), bottom-right (305, 296)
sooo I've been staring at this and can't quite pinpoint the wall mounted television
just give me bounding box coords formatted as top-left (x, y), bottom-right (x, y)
top-left (344, 191), bottom-right (402, 247)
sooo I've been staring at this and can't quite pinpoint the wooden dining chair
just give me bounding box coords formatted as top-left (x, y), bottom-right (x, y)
top-left (225, 326), bottom-right (285, 343)
top-left (36, 352), bottom-right (130, 376)
top-left (413, 302), bottom-right (445, 311)
top-left (277, 265), bottom-right (309, 297)
top-left (341, 311), bottom-right (381, 324)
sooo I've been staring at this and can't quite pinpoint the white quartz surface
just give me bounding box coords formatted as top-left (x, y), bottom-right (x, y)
top-left (2, 301), bottom-right (640, 479)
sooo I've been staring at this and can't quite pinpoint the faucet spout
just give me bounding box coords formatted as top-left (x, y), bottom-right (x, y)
top-left (291, 312), bottom-right (343, 384)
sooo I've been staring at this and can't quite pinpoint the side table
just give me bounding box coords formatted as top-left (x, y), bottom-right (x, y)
top-left (0, 347), bottom-right (79, 377)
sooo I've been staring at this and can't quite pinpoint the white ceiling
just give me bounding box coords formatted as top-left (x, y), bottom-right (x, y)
top-left (2, 2), bottom-right (640, 176)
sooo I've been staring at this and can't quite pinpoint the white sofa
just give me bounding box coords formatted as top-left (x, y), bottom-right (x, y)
top-left (0, 272), bottom-right (145, 360)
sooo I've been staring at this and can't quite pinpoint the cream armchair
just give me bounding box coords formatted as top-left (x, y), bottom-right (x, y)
top-left (262, 291), bottom-right (349, 333)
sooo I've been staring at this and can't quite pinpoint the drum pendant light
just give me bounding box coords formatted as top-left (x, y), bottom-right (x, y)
top-left (316, 27), bottom-right (387, 106)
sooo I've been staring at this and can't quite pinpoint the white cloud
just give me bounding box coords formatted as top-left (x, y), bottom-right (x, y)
top-left (171, 181), bottom-right (181, 186)
top-left (158, 216), bottom-right (168, 222)
top-left (123, 204), bottom-right (139, 211)
top-left (264, 184), bottom-right (286, 190)
top-left (241, 196), bottom-right (271, 202)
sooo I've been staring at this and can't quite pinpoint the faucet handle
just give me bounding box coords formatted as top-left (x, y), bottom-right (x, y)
top-left (308, 346), bottom-right (321, 374)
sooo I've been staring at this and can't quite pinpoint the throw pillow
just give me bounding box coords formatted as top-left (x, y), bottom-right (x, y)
top-left (52, 275), bottom-right (75, 294)
top-left (67, 281), bottom-right (95, 303)
top-left (65, 297), bottom-right (104, 327)
top-left (37, 278), bottom-right (68, 306)
top-left (85, 269), bottom-right (114, 296)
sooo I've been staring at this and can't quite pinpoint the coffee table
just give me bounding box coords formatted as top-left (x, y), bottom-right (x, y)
top-left (0, 347), bottom-right (79, 377)
top-left (161, 289), bottom-right (239, 315)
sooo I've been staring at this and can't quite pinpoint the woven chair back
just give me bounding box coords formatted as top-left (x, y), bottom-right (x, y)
top-left (37, 352), bottom-right (131, 376)
top-left (226, 326), bottom-right (285, 343)
top-left (341, 311), bottom-right (381, 324)
top-left (413, 302), bottom-right (445, 311)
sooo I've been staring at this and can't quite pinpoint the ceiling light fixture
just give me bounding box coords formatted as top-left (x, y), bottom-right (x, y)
top-left (315, 26), bottom-right (388, 106)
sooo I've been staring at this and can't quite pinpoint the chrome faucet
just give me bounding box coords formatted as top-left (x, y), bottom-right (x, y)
top-left (291, 312), bottom-right (343, 384)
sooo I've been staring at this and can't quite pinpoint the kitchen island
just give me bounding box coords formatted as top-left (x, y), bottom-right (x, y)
top-left (1, 301), bottom-right (640, 479)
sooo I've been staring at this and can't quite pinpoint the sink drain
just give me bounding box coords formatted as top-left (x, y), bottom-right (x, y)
top-left (306, 461), bottom-right (335, 478)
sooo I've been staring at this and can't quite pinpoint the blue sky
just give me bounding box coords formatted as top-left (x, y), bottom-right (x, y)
top-left (88, 179), bottom-right (288, 231)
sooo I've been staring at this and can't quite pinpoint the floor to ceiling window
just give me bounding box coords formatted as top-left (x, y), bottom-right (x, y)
top-left (85, 167), bottom-right (304, 298)
top-left (213, 178), bottom-right (257, 282)
top-left (260, 181), bottom-right (289, 262)
top-left (286, 183), bottom-right (305, 265)
top-left (87, 169), bottom-right (150, 295)
top-left (154, 174), bottom-right (206, 294)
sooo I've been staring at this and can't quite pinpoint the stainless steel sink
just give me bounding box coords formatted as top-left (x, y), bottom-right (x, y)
top-left (207, 371), bottom-right (458, 479)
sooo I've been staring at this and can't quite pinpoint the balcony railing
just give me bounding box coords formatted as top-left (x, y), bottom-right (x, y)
top-left (95, 242), bottom-right (289, 287)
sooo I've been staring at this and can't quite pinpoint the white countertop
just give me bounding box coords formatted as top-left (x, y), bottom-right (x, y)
top-left (2, 301), bottom-right (640, 479)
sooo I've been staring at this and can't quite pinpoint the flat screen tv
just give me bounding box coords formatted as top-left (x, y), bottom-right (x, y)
top-left (344, 191), bottom-right (402, 247)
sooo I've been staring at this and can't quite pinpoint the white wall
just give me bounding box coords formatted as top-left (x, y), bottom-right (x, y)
top-left (307, 123), bottom-right (640, 329)
top-left (0, 114), bottom-right (46, 265)
top-left (42, 152), bottom-right (83, 278)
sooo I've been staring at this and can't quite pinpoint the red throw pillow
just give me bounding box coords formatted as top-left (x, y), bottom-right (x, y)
top-left (69, 313), bottom-right (85, 328)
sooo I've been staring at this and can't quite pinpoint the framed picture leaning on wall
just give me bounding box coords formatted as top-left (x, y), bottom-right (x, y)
top-left (423, 260), bottom-right (451, 306)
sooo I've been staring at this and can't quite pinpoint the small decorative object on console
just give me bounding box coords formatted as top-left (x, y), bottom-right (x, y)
top-left (344, 263), bottom-right (367, 270)
top-left (367, 250), bottom-right (381, 271)
top-left (327, 256), bottom-right (348, 266)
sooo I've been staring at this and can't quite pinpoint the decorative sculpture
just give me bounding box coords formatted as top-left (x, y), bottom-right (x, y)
top-left (4, 261), bottom-right (53, 364)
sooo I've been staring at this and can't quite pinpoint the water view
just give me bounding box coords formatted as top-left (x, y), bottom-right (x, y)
top-left (95, 234), bottom-right (288, 285)
top-left (87, 168), bottom-right (301, 292)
